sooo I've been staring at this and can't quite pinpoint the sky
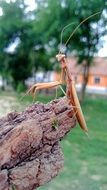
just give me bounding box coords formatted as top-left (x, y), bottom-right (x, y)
top-left (25, 0), bottom-right (36, 10)
top-left (98, 36), bottom-right (107, 57)
top-left (1, 0), bottom-right (107, 57)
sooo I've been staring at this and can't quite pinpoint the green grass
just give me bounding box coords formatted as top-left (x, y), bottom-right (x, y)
top-left (38, 95), bottom-right (107, 190)
top-left (0, 91), bottom-right (107, 190)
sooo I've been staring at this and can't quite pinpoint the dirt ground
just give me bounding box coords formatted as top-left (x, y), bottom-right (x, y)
top-left (0, 95), bottom-right (20, 117)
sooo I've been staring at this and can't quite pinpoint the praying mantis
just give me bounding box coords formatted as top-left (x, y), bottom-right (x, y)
top-left (27, 12), bottom-right (100, 133)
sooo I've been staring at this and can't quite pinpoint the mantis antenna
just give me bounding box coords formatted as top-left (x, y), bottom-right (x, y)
top-left (60, 11), bottom-right (101, 53)
top-left (59, 22), bottom-right (76, 53)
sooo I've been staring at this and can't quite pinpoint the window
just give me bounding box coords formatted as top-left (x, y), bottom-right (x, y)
top-left (94, 77), bottom-right (100, 84)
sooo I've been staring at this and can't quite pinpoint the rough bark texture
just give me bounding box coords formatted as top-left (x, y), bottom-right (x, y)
top-left (0, 97), bottom-right (76, 190)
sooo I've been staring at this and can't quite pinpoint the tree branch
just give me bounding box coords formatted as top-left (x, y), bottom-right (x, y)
top-left (0, 97), bottom-right (76, 190)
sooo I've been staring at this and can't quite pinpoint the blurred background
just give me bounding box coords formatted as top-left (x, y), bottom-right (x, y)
top-left (0, 0), bottom-right (107, 190)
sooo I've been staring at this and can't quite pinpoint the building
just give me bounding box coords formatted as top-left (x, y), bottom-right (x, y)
top-left (25, 57), bottom-right (107, 95)
top-left (62, 57), bottom-right (107, 95)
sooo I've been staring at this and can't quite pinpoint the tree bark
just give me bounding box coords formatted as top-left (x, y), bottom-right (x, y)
top-left (80, 62), bottom-right (90, 102)
top-left (0, 97), bottom-right (76, 190)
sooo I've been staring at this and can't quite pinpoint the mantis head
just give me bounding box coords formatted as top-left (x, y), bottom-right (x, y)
top-left (56, 54), bottom-right (66, 68)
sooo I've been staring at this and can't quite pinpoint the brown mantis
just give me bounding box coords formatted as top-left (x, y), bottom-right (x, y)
top-left (27, 53), bottom-right (88, 132)
top-left (27, 12), bottom-right (101, 133)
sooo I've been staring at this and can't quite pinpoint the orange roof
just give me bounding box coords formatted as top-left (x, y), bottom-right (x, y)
top-left (67, 57), bottom-right (107, 76)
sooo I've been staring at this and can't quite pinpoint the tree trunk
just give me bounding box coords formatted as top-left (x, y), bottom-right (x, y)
top-left (0, 97), bottom-right (76, 190)
top-left (80, 61), bottom-right (90, 102)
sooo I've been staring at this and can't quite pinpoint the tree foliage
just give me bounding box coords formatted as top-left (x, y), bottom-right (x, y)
top-left (0, 0), bottom-right (107, 96)
top-left (0, 0), bottom-right (37, 89)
